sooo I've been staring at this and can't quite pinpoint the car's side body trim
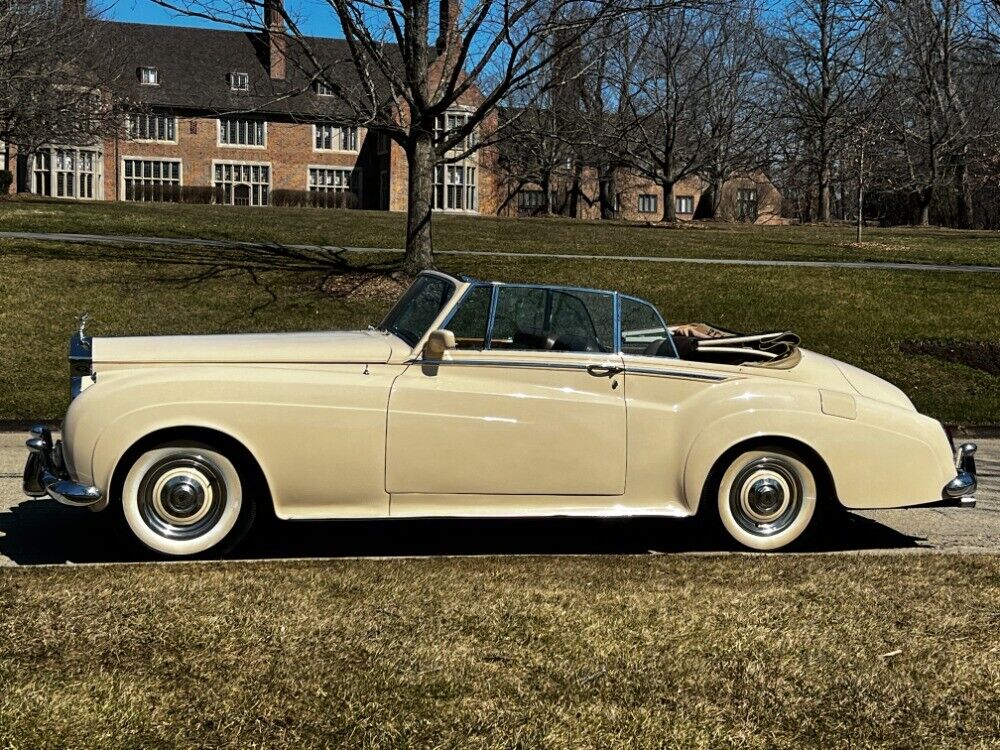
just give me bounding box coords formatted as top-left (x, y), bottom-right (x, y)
top-left (409, 358), bottom-right (730, 382)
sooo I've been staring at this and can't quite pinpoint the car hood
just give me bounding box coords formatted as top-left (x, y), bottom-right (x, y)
top-left (776, 349), bottom-right (915, 411)
top-left (91, 330), bottom-right (401, 365)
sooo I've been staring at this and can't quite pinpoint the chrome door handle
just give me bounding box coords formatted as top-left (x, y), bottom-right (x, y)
top-left (586, 364), bottom-right (624, 377)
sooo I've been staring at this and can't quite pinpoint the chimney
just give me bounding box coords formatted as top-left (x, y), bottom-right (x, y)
top-left (264, 0), bottom-right (287, 81)
top-left (435, 0), bottom-right (460, 54)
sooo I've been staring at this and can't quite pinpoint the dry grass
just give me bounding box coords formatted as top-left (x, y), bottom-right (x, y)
top-left (0, 555), bottom-right (997, 749)
top-left (2, 196), bottom-right (1000, 266)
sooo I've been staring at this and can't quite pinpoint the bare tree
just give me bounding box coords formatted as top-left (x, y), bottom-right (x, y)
top-left (0, 0), bottom-right (126, 187)
top-left (154, 0), bottom-right (674, 271)
top-left (763, 0), bottom-right (881, 223)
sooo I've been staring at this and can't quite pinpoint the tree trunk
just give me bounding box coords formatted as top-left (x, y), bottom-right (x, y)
top-left (541, 170), bottom-right (553, 216)
top-left (707, 174), bottom-right (724, 219)
top-left (661, 179), bottom-right (676, 222)
top-left (818, 162), bottom-right (831, 223)
top-left (598, 165), bottom-right (616, 220)
top-left (403, 132), bottom-right (435, 274)
top-left (568, 160), bottom-right (583, 219)
top-left (918, 186), bottom-right (933, 226)
top-left (954, 153), bottom-right (974, 229)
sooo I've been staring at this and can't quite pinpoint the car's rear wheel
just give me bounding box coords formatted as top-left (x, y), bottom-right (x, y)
top-left (121, 443), bottom-right (255, 557)
top-left (716, 448), bottom-right (818, 551)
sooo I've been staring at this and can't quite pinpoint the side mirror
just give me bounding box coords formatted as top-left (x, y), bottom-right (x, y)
top-left (423, 329), bottom-right (456, 360)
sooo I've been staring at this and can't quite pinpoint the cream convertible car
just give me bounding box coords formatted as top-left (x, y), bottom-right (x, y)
top-left (25, 271), bottom-right (976, 555)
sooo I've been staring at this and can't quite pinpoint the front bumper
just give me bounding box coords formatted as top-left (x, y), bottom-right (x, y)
top-left (937, 442), bottom-right (977, 508)
top-left (23, 424), bottom-right (102, 507)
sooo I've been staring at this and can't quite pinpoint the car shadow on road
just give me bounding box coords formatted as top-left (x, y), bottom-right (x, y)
top-left (0, 498), bottom-right (924, 566)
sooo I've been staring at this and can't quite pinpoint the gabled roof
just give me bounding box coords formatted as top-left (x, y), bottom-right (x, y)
top-left (96, 20), bottom-right (385, 120)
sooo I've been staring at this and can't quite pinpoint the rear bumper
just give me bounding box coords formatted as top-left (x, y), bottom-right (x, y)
top-left (937, 443), bottom-right (977, 508)
top-left (23, 425), bottom-right (102, 507)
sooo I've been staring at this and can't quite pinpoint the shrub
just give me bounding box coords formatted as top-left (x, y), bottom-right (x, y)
top-left (180, 185), bottom-right (221, 204)
top-left (0, 170), bottom-right (13, 197)
top-left (271, 188), bottom-right (358, 210)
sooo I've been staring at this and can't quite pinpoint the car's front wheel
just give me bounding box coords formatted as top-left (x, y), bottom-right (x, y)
top-left (715, 448), bottom-right (819, 551)
top-left (121, 443), bottom-right (255, 557)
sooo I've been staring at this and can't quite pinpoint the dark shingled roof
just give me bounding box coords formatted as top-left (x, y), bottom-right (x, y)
top-left (96, 20), bottom-right (386, 120)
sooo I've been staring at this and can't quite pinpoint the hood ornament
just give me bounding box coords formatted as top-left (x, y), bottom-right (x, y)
top-left (76, 312), bottom-right (91, 349)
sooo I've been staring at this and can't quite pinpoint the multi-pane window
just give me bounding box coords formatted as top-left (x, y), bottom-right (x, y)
top-left (517, 190), bottom-right (546, 210)
top-left (123, 158), bottom-right (181, 202)
top-left (675, 195), bottom-right (694, 214)
top-left (230, 72), bottom-right (249, 91)
top-left (738, 188), bottom-right (758, 222)
top-left (139, 66), bottom-right (159, 85)
top-left (308, 167), bottom-right (358, 194)
top-left (434, 112), bottom-right (475, 152)
top-left (33, 147), bottom-right (100, 199)
top-left (433, 164), bottom-right (477, 211)
top-left (314, 125), bottom-right (358, 152)
top-left (218, 118), bottom-right (266, 147)
top-left (214, 161), bottom-right (270, 206)
top-left (128, 113), bottom-right (176, 142)
top-left (638, 193), bottom-right (658, 214)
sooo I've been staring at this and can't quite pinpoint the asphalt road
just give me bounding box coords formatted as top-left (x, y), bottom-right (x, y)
top-left (0, 431), bottom-right (997, 566)
top-left (2, 230), bottom-right (1000, 274)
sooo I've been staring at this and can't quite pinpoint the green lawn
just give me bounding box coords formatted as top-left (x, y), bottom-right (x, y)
top-left (0, 555), bottom-right (997, 749)
top-left (1, 237), bottom-right (998, 423)
top-left (2, 196), bottom-right (999, 266)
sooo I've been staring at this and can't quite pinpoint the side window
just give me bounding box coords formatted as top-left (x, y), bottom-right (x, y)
top-left (621, 297), bottom-right (674, 357)
top-left (445, 285), bottom-right (492, 350)
top-left (491, 287), bottom-right (547, 349)
top-left (491, 286), bottom-right (613, 353)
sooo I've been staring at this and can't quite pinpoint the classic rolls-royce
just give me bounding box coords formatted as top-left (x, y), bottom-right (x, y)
top-left (25, 271), bottom-right (977, 555)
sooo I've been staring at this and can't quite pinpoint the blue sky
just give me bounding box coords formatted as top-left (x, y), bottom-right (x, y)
top-left (105, 0), bottom-right (345, 37)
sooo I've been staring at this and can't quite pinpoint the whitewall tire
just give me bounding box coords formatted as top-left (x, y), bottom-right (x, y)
top-left (716, 449), bottom-right (818, 551)
top-left (121, 445), bottom-right (250, 556)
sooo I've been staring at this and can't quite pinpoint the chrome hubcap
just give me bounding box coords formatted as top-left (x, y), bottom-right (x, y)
top-left (730, 459), bottom-right (802, 537)
top-left (138, 455), bottom-right (226, 539)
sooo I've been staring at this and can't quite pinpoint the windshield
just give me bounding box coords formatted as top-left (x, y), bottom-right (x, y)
top-left (379, 275), bottom-right (456, 346)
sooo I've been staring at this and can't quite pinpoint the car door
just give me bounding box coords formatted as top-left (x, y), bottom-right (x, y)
top-left (385, 284), bottom-right (627, 507)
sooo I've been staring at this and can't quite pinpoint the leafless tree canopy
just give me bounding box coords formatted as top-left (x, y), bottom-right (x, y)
top-left (0, 0), bottom-right (126, 167)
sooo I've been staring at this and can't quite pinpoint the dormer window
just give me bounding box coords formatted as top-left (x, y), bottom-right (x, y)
top-left (139, 67), bottom-right (159, 86)
top-left (230, 72), bottom-right (249, 91)
top-left (315, 81), bottom-right (334, 97)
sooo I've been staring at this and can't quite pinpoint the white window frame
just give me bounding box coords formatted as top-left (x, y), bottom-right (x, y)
top-left (212, 159), bottom-right (271, 206)
top-left (315, 81), bottom-right (334, 96)
top-left (31, 145), bottom-right (103, 200)
top-left (121, 157), bottom-right (183, 201)
top-left (638, 193), bottom-right (658, 214)
top-left (313, 124), bottom-right (359, 153)
top-left (139, 67), bottom-right (159, 86)
top-left (230, 72), bottom-right (250, 91)
top-left (217, 118), bottom-right (267, 149)
top-left (307, 165), bottom-right (361, 196)
top-left (127, 113), bottom-right (178, 144)
top-left (433, 162), bottom-right (478, 213)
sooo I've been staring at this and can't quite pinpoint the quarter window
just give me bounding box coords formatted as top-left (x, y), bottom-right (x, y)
top-left (621, 297), bottom-right (674, 357)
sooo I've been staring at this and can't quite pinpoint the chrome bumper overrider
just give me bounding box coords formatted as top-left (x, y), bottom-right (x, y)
top-left (940, 442), bottom-right (977, 508)
top-left (23, 424), bottom-right (102, 507)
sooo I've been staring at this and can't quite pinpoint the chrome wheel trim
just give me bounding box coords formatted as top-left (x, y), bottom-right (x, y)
top-left (138, 455), bottom-right (225, 540)
top-left (716, 450), bottom-right (818, 552)
top-left (123, 447), bottom-right (243, 556)
top-left (730, 459), bottom-right (802, 537)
